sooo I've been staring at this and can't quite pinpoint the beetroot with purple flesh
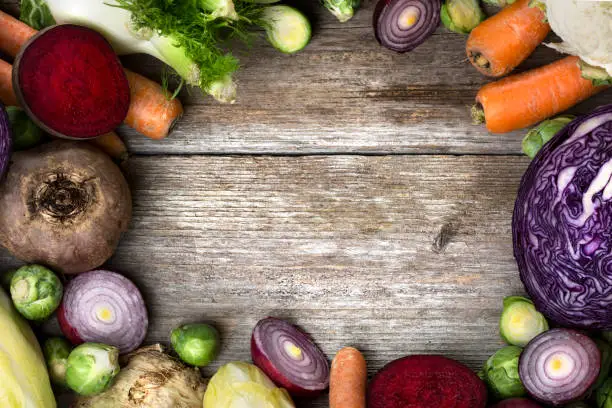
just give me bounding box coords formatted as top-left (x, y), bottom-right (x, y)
top-left (251, 317), bottom-right (329, 397)
top-left (491, 398), bottom-right (543, 408)
top-left (0, 104), bottom-right (11, 179)
top-left (13, 25), bottom-right (130, 139)
top-left (368, 355), bottom-right (486, 408)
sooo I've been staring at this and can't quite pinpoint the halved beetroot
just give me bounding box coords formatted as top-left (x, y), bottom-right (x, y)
top-left (491, 398), bottom-right (543, 408)
top-left (367, 355), bottom-right (487, 408)
top-left (13, 25), bottom-right (130, 139)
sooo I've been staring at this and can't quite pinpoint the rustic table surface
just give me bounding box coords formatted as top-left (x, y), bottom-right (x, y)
top-left (1, 1), bottom-right (610, 406)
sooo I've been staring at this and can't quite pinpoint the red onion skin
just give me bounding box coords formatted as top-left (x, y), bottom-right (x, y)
top-left (251, 334), bottom-right (324, 397)
top-left (57, 302), bottom-right (85, 345)
top-left (491, 398), bottom-right (543, 408)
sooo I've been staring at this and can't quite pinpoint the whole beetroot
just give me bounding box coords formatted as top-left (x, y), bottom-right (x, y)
top-left (0, 140), bottom-right (131, 274)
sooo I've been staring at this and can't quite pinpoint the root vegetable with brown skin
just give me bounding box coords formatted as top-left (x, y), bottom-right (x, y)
top-left (0, 140), bottom-right (131, 274)
top-left (73, 344), bottom-right (207, 408)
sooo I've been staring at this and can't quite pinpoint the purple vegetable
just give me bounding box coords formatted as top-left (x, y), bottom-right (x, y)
top-left (0, 103), bottom-right (12, 179)
top-left (374, 0), bottom-right (441, 53)
top-left (58, 270), bottom-right (148, 354)
top-left (519, 329), bottom-right (600, 406)
top-left (513, 104), bottom-right (612, 329)
top-left (251, 317), bottom-right (330, 397)
top-left (491, 398), bottom-right (543, 408)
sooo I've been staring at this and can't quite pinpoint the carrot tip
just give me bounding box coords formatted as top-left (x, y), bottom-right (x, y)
top-left (471, 104), bottom-right (485, 125)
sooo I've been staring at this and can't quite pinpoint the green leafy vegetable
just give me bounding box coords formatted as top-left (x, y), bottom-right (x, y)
top-left (322, 0), bottom-right (361, 23)
top-left (579, 60), bottom-right (612, 87)
top-left (262, 5), bottom-right (311, 54)
top-left (20, 0), bottom-right (56, 30)
top-left (441, 0), bottom-right (486, 34)
top-left (597, 378), bottom-right (612, 408)
top-left (522, 115), bottom-right (575, 159)
top-left (5, 106), bottom-right (45, 151)
top-left (594, 338), bottom-right (612, 390)
top-left (44, 337), bottom-right (73, 387)
top-left (171, 323), bottom-right (220, 367)
top-left (66, 343), bottom-right (120, 396)
top-left (500, 296), bottom-right (548, 347)
top-left (10, 265), bottom-right (62, 321)
top-left (483, 0), bottom-right (516, 6)
top-left (483, 346), bottom-right (526, 400)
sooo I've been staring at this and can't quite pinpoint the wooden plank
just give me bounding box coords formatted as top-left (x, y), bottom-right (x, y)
top-left (2, 1), bottom-right (609, 155)
top-left (1, 155), bottom-right (530, 407)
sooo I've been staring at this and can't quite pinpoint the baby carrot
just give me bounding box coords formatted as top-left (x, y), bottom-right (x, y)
top-left (466, 0), bottom-right (550, 77)
top-left (473, 56), bottom-right (608, 134)
top-left (0, 10), bottom-right (37, 58)
top-left (330, 347), bottom-right (367, 408)
top-left (123, 69), bottom-right (183, 140)
top-left (0, 10), bottom-right (183, 140)
top-left (0, 59), bottom-right (17, 106)
top-left (90, 132), bottom-right (129, 163)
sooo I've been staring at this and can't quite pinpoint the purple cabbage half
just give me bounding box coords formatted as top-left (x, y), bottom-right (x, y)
top-left (0, 103), bottom-right (11, 179)
top-left (513, 104), bottom-right (612, 329)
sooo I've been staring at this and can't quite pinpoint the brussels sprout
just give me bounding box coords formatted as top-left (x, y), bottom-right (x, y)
top-left (171, 323), bottom-right (220, 367)
top-left (595, 338), bottom-right (612, 390)
top-left (44, 337), bottom-right (72, 387)
top-left (441, 0), bottom-right (486, 34)
top-left (500, 296), bottom-right (549, 347)
top-left (483, 345), bottom-right (526, 400)
top-left (322, 0), bottom-right (361, 23)
top-left (10, 264), bottom-right (62, 321)
top-left (65, 343), bottom-right (120, 396)
top-left (5, 106), bottom-right (45, 151)
top-left (522, 115), bottom-right (575, 159)
top-left (597, 378), bottom-right (612, 408)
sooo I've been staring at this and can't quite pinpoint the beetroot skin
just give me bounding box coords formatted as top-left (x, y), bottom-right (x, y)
top-left (367, 355), bottom-right (487, 408)
top-left (491, 398), bottom-right (543, 408)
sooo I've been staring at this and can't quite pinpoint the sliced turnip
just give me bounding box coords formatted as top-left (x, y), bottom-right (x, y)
top-left (251, 317), bottom-right (329, 397)
top-left (13, 25), bottom-right (130, 139)
top-left (368, 355), bottom-right (487, 408)
top-left (58, 270), bottom-right (148, 354)
top-left (519, 329), bottom-right (600, 406)
top-left (374, 0), bottom-right (441, 53)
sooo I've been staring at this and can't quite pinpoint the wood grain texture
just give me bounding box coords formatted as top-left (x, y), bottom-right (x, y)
top-left (2, 0), bottom-right (609, 155)
top-left (1, 155), bottom-right (529, 407)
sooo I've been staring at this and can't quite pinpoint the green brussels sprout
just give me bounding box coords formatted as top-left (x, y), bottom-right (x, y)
top-left (597, 378), bottom-right (612, 408)
top-left (522, 115), bottom-right (575, 159)
top-left (441, 0), bottom-right (486, 34)
top-left (5, 106), bottom-right (45, 151)
top-left (10, 265), bottom-right (62, 321)
top-left (483, 345), bottom-right (526, 400)
top-left (500, 296), bottom-right (549, 347)
top-left (594, 338), bottom-right (612, 390)
top-left (322, 0), bottom-right (361, 23)
top-left (44, 337), bottom-right (73, 387)
top-left (171, 323), bottom-right (220, 367)
top-left (65, 343), bottom-right (120, 396)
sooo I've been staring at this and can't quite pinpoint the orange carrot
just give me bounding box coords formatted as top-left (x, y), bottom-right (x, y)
top-left (0, 10), bottom-right (183, 139)
top-left (330, 347), bottom-right (367, 408)
top-left (474, 56), bottom-right (608, 134)
top-left (466, 0), bottom-right (550, 78)
top-left (89, 132), bottom-right (129, 163)
top-left (123, 70), bottom-right (183, 140)
top-left (0, 59), bottom-right (17, 106)
top-left (0, 10), bottom-right (37, 58)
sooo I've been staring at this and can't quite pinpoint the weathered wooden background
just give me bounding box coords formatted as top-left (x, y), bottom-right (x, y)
top-left (1, 0), bottom-right (611, 406)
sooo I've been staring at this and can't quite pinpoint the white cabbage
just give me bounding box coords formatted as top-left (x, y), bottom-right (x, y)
top-left (546, 0), bottom-right (612, 75)
top-left (0, 288), bottom-right (55, 408)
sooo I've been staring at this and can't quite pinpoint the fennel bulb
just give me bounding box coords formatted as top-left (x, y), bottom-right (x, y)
top-left (546, 0), bottom-right (612, 76)
top-left (43, 0), bottom-right (244, 103)
top-left (0, 288), bottom-right (55, 408)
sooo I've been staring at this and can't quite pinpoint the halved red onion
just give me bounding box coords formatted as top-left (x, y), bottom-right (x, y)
top-left (374, 0), bottom-right (441, 53)
top-left (251, 317), bottom-right (330, 397)
top-left (519, 329), bottom-right (600, 406)
top-left (58, 270), bottom-right (148, 354)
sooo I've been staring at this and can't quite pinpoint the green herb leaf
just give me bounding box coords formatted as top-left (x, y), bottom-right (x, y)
top-left (20, 0), bottom-right (56, 30)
